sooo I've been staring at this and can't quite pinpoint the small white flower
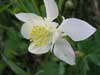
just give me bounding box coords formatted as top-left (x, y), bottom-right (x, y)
top-left (15, 0), bottom-right (96, 65)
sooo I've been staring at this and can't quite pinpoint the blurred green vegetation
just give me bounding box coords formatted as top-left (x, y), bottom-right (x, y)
top-left (0, 0), bottom-right (100, 75)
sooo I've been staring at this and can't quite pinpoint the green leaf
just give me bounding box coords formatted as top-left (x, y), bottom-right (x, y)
top-left (95, 29), bottom-right (100, 45)
top-left (58, 62), bottom-right (65, 75)
top-left (10, 0), bottom-right (40, 14)
top-left (88, 46), bottom-right (100, 66)
top-left (40, 61), bottom-right (59, 75)
top-left (77, 58), bottom-right (89, 75)
top-left (2, 55), bottom-right (31, 75)
top-left (40, 4), bottom-right (45, 17)
top-left (76, 30), bottom-right (100, 74)
top-left (0, 0), bottom-right (11, 12)
top-left (4, 28), bottom-right (28, 58)
top-left (0, 4), bottom-right (10, 12)
top-left (77, 36), bottom-right (96, 54)
top-left (84, 30), bottom-right (100, 66)
top-left (0, 61), bottom-right (7, 75)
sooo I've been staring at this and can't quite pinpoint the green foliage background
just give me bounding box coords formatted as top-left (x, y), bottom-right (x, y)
top-left (0, 0), bottom-right (100, 75)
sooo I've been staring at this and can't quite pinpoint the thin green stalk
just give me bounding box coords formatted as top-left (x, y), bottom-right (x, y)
top-left (58, 0), bottom-right (64, 12)
top-left (31, 0), bottom-right (40, 15)
top-left (16, 0), bottom-right (29, 12)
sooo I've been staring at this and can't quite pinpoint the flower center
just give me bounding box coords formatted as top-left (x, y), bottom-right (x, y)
top-left (29, 26), bottom-right (51, 47)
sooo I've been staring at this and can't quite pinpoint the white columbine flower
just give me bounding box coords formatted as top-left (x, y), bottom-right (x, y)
top-left (15, 0), bottom-right (96, 65)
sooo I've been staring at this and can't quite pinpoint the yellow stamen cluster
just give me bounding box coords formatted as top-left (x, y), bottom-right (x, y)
top-left (29, 26), bottom-right (51, 47)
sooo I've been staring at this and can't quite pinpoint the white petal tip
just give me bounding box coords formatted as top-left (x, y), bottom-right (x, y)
top-left (60, 18), bottom-right (97, 41)
top-left (15, 13), bottom-right (26, 22)
top-left (28, 43), bottom-right (50, 55)
top-left (69, 62), bottom-right (76, 65)
top-left (74, 27), bottom-right (96, 41)
top-left (44, 0), bottom-right (58, 21)
top-left (54, 38), bottom-right (76, 65)
top-left (15, 13), bottom-right (22, 19)
top-left (64, 58), bottom-right (76, 65)
top-left (60, 57), bottom-right (76, 65)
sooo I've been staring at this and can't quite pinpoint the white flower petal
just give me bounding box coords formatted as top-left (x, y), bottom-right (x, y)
top-left (59, 18), bottom-right (96, 41)
top-left (21, 23), bottom-right (33, 39)
top-left (52, 31), bottom-right (60, 44)
top-left (28, 42), bottom-right (50, 54)
top-left (44, 18), bottom-right (58, 28)
top-left (50, 31), bottom-right (60, 52)
top-left (53, 37), bottom-right (75, 65)
top-left (44, 0), bottom-right (58, 21)
top-left (15, 13), bottom-right (42, 23)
